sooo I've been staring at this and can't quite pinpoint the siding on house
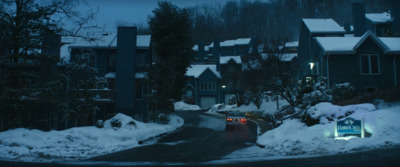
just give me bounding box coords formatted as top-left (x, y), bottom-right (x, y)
top-left (315, 31), bottom-right (400, 93)
top-left (64, 27), bottom-right (152, 121)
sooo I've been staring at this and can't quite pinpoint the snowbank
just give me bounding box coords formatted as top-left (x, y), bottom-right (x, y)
top-left (207, 99), bottom-right (289, 115)
top-left (0, 113), bottom-right (184, 162)
top-left (257, 102), bottom-right (400, 155)
top-left (174, 101), bottom-right (201, 111)
top-left (220, 102), bottom-right (400, 162)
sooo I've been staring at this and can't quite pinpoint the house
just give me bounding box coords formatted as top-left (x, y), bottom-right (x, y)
top-left (62, 27), bottom-right (151, 121)
top-left (297, 18), bottom-right (346, 80)
top-left (185, 38), bottom-right (257, 108)
top-left (315, 30), bottom-right (400, 93)
top-left (297, 2), bottom-right (400, 94)
top-left (184, 65), bottom-right (221, 108)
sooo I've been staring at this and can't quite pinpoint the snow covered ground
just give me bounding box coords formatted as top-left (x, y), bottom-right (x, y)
top-left (2, 101), bottom-right (400, 164)
top-left (0, 113), bottom-right (183, 162)
top-left (211, 102), bottom-right (400, 163)
top-left (174, 101), bottom-right (201, 111)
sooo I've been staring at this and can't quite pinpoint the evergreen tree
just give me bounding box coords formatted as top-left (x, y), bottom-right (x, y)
top-left (148, 1), bottom-right (193, 114)
top-left (0, 0), bottom-right (96, 131)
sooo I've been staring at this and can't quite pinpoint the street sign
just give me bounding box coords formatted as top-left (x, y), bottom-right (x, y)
top-left (335, 117), bottom-right (365, 138)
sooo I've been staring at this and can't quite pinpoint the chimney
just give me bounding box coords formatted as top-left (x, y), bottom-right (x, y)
top-left (392, 0), bottom-right (400, 36)
top-left (213, 38), bottom-right (220, 71)
top-left (251, 37), bottom-right (258, 55)
top-left (198, 41), bottom-right (205, 63)
top-left (115, 26), bottom-right (137, 116)
top-left (352, 2), bottom-right (367, 37)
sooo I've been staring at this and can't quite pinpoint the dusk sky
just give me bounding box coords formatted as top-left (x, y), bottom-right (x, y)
top-left (80, 0), bottom-right (235, 31)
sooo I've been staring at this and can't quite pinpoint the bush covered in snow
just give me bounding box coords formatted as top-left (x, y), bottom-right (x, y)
top-left (299, 77), bottom-right (333, 109)
top-left (95, 120), bottom-right (104, 128)
top-left (228, 95), bottom-right (237, 105)
top-left (110, 118), bottom-right (122, 128)
top-left (331, 82), bottom-right (357, 103)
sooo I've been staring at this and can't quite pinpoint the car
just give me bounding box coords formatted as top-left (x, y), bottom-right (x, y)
top-left (226, 111), bottom-right (247, 129)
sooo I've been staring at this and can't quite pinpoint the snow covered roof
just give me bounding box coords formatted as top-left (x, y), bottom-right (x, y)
top-left (285, 41), bottom-right (299, 48)
top-left (208, 38), bottom-right (251, 48)
top-left (316, 31), bottom-right (400, 54)
top-left (220, 56), bottom-right (242, 64)
top-left (261, 53), bottom-right (297, 62)
top-left (104, 72), bottom-right (115, 79)
top-left (192, 45), bottom-right (209, 52)
top-left (186, 65), bottom-right (220, 78)
top-left (60, 33), bottom-right (151, 62)
top-left (365, 12), bottom-right (392, 23)
top-left (302, 19), bottom-right (346, 33)
top-left (66, 33), bottom-right (151, 48)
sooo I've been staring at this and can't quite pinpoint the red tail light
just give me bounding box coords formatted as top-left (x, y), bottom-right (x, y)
top-left (226, 118), bottom-right (233, 122)
top-left (240, 118), bottom-right (247, 122)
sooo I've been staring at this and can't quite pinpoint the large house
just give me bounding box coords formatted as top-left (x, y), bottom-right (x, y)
top-left (297, 2), bottom-right (400, 93)
top-left (185, 38), bottom-right (256, 108)
top-left (62, 27), bottom-right (151, 121)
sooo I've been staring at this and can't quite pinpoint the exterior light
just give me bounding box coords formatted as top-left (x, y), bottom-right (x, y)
top-left (221, 85), bottom-right (226, 88)
top-left (309, 62), bottom-right (315, 70)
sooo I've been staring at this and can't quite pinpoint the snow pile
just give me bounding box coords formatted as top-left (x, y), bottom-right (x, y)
top-left (207, 99), bottom-right (289, 115)
top-left (217, 102), bottom-right (400, 162)
top-left (307, 102), bottom-right (376, 123)
top-left (174, 101), bottom-right (201, 111)
top-left (0, 113), bottom-right (183, 162)
top-left (256, 102), bottom-right (400, 156)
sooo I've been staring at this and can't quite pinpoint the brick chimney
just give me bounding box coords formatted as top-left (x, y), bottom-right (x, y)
top-left (392, 0), bottom-right (400, 36)
top-left (115, 26), bottom-right (137, 116)
top-left (352, 2), bottom-right (367, 37)
top-left (198, 41), bottom-right (205, 64)
top-left (213, 38), bottom-right (220, 71)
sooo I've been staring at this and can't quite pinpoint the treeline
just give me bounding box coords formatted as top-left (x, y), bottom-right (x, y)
top-left (189, 0), bottom-right (391, 44)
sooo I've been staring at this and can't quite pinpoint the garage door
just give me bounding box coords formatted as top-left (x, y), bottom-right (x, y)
top-left (200, 97), bottom-right (216, 109)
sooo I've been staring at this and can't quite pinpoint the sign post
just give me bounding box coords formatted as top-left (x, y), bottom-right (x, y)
top-left (335, 117), bottom-right (364, 138)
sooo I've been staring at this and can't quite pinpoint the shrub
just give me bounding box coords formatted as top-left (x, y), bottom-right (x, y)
top-left (332, 82), bottom-right (357, 103)
top-left (110, 118), bottom-right (122, 128)
top-left (300, 77), bottom-right (333, 109)
top-left (96, 120), bottom-right (104, 128)
top-left (228, 95), bottom-right (237, 105)
top-left (301, 112), bottom-right (320, 127)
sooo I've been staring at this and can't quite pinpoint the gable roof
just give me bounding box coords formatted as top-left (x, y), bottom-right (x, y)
top-left (186, 65), bottom-right (221, 78)
top-left (302, 18), bottom-right (346, 34)
top-left (208, 38), bottom-right (251, 48)
top-left (365, 12), bottom-right (392, 23)
top-left (353, 30), bottom-right (389, 51)
top-left (220, 56), bottom-right (242, 64)
top-left (316, 31), bottom-right (400, 54)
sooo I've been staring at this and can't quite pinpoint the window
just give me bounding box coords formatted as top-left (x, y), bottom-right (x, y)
top-left (361, 54), bottom-right (379, 74)
top-left (200, 82), bottom-right (216, 91)
top-left (136, 80), bottom-right (143, 100)
top-left (108, 54), bottom-right (116, 71)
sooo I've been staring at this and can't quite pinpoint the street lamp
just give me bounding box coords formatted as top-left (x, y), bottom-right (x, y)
top-left (221, 85), bottom-right (226, 88)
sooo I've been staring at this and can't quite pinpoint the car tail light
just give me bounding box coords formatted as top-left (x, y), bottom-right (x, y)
top-left (240, 118), bottom-right (247, 122)
top-left (226, 118), bottom-right (233, 122)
